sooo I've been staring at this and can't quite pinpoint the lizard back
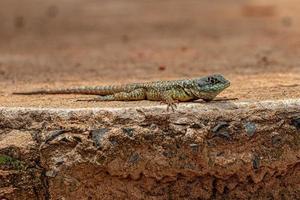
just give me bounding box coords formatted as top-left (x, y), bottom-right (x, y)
top-left (13, 78), bottom-right (193, 95)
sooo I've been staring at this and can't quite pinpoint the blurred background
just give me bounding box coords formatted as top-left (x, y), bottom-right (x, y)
top-left (0, 0), bottom-right (299, 85)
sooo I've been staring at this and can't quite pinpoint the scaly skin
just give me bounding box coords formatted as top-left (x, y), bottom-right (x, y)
top-left (14, 74), bottom-right (231, 111)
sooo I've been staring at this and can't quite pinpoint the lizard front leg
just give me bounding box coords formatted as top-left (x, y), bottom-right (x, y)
top-left (159, 91), bottom-right (177, 112)
top-left (159, 89), bottom-right (194, 111)
top-left (80, 88), bottom-right (146, 101)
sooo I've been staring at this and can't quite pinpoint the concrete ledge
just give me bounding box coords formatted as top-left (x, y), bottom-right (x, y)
top-left (0, 99), bottom-right (300, 199)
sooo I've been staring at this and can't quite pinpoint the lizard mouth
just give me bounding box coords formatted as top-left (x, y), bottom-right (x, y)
top-left (215, 80), bottom-right (230, 90)
top-left (224, 81), bottom-right (230, 88)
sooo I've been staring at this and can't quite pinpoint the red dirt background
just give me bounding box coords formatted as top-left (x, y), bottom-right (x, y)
top-left (0, 0), bottom-right (299, 108)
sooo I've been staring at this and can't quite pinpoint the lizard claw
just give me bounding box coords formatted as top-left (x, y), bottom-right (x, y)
top-left (161, 100), bottom-right (178, 112)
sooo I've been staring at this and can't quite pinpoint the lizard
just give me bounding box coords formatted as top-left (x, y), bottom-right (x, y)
top-left (13, 74), bottom-right (231, 111)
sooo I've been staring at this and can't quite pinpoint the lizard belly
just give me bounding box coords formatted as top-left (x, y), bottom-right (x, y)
top-left (146, 89), bottom-right (194, 102)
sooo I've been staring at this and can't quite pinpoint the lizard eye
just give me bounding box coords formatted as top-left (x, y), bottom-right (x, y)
top-left (207, 77), bottom-right (220, 84)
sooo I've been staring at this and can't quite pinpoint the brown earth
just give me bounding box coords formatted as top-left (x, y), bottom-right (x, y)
top-left (0, 0), bottom-right (300, 199)
top-left (0, 101), bottom-right (299, 199)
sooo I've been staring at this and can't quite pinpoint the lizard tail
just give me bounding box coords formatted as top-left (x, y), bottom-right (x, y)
top-left (13, 84), bottom-right (141, 95)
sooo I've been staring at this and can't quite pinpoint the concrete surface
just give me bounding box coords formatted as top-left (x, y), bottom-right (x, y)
top-left (0, 0), bottom-right (300, 199)
top-left (0, 99), bottom-right (300, 199)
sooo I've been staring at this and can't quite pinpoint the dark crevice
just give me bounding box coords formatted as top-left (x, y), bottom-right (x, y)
top-left (211, 178), bottom-right (217, 200)
top-left (40, 168), bottom-right (50, 200)
top-left (32, 153), bottom-right (50, 200)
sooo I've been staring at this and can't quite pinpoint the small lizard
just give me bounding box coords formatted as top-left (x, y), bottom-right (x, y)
top-left (13, 74), bottom-right (230, 111)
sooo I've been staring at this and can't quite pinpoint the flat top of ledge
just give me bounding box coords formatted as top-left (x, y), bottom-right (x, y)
top-left (0, 74), bottom-right (300, 109)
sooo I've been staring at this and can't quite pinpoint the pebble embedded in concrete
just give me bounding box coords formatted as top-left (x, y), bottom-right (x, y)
top-left (90, 128), bottom-right (109, 148)
top-left (122, 127), bottom-right (134, 137)
top-left (291, 117), bottom-right (300, 129)
top-left (244, 122), bottom-right (256, 137)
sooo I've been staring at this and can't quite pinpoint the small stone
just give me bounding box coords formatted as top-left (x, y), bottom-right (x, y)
top-left (212, 122), bottom-right (229, 133)
top-left (128, 153), bottom-right (140, 164)
top-left (72, 136), bottom-right (82, 143)
top-left (45, 129), bottom-right (66, 143)
top-left (90, 128), bottom-right (109, 148)
top-left (149, 124), bottom-right (158, 130)
top-left (291, 117), bottom-right (300, 130)
top-left (54, 157), bottom-right (64, 166)
top-left (173, 117), bottom-right (191, 125)
top-left (244, 122), bottom-right (256, 137)
top-left (217, 131), bottom-right (231, 140)
top-left (252, 154), bottom-right (260, 170)
top-left (190, 123), bottom-right (202, 129)
top-left (271, 135), bottom-right (282, 147)
top-left (122, 128), bottom-right (134, 137)
top-left (45, 170), bottom-right (57, 177)
top-left (189, 143), bottom-right (199, 148)
top-left (162, 150), bottom-right (175, 158)
top-left (189, 143), bottom-right (199, 152)
top-left (143, 132), bottom-right (154, 140)
top-left (212, 122), bottom-right (231, 140)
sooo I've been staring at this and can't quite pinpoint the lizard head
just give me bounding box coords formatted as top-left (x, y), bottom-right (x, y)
top-left (192, 74), bottom-right (230, 101)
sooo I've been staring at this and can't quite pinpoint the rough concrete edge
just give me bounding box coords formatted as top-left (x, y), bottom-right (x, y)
top-left (0, 99), bottom-right (299, 199)
top-left (0, 99), bottom-right (299, 114)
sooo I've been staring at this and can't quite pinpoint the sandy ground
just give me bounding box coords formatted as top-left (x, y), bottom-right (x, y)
top-left (0, 0), bottom-right (299, 108)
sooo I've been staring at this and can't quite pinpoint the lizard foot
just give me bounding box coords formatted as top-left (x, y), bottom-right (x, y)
top-left (160, 100), bottom-right (178, 111)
